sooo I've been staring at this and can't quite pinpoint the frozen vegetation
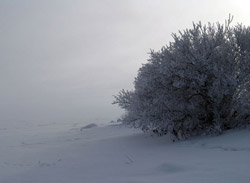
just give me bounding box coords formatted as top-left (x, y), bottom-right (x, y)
top-left (0, 120), bottom-right (250, 183)
top-left (114, 17), bottom-right (250, 140)
top-left (1, 18), bottom-right (249, 183)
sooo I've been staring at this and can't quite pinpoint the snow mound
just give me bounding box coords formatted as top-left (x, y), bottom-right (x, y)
top-left (80, 123), bottom-right (98, 131)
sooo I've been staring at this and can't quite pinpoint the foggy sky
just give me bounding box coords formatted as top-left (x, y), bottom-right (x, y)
top-left (1, 0), bottom-right (249, 124)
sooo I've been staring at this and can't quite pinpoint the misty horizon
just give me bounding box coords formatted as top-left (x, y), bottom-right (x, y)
top-left (1, 0), bottom-right (250, 124)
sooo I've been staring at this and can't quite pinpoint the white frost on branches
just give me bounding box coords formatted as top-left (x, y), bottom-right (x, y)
top-left (113, 17), bottom-right (250, 140)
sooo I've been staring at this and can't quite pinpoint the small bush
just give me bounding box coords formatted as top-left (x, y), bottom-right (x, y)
top-left (113, 17), bottom-right (250, 140)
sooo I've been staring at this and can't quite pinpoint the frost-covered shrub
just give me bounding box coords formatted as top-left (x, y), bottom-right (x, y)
top-left (113, 17), bottom-right (250, 140)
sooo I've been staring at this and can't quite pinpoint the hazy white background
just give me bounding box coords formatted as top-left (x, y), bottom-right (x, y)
top-left (0, 0), bottom-right (250, 124)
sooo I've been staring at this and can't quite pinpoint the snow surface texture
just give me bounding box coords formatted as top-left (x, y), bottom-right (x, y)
top-left (0, 121), bottom-right (250, 183)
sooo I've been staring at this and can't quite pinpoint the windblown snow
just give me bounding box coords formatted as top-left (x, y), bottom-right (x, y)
top-left (0, 121), bottom-right (249, 183)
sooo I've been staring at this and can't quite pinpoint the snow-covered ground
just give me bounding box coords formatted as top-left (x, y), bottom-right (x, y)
top-left (0, 120), bottom-right (250, 183)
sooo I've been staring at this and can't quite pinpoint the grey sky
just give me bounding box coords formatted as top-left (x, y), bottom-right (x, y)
top-left (0, 0), bottom-right (249, 124)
